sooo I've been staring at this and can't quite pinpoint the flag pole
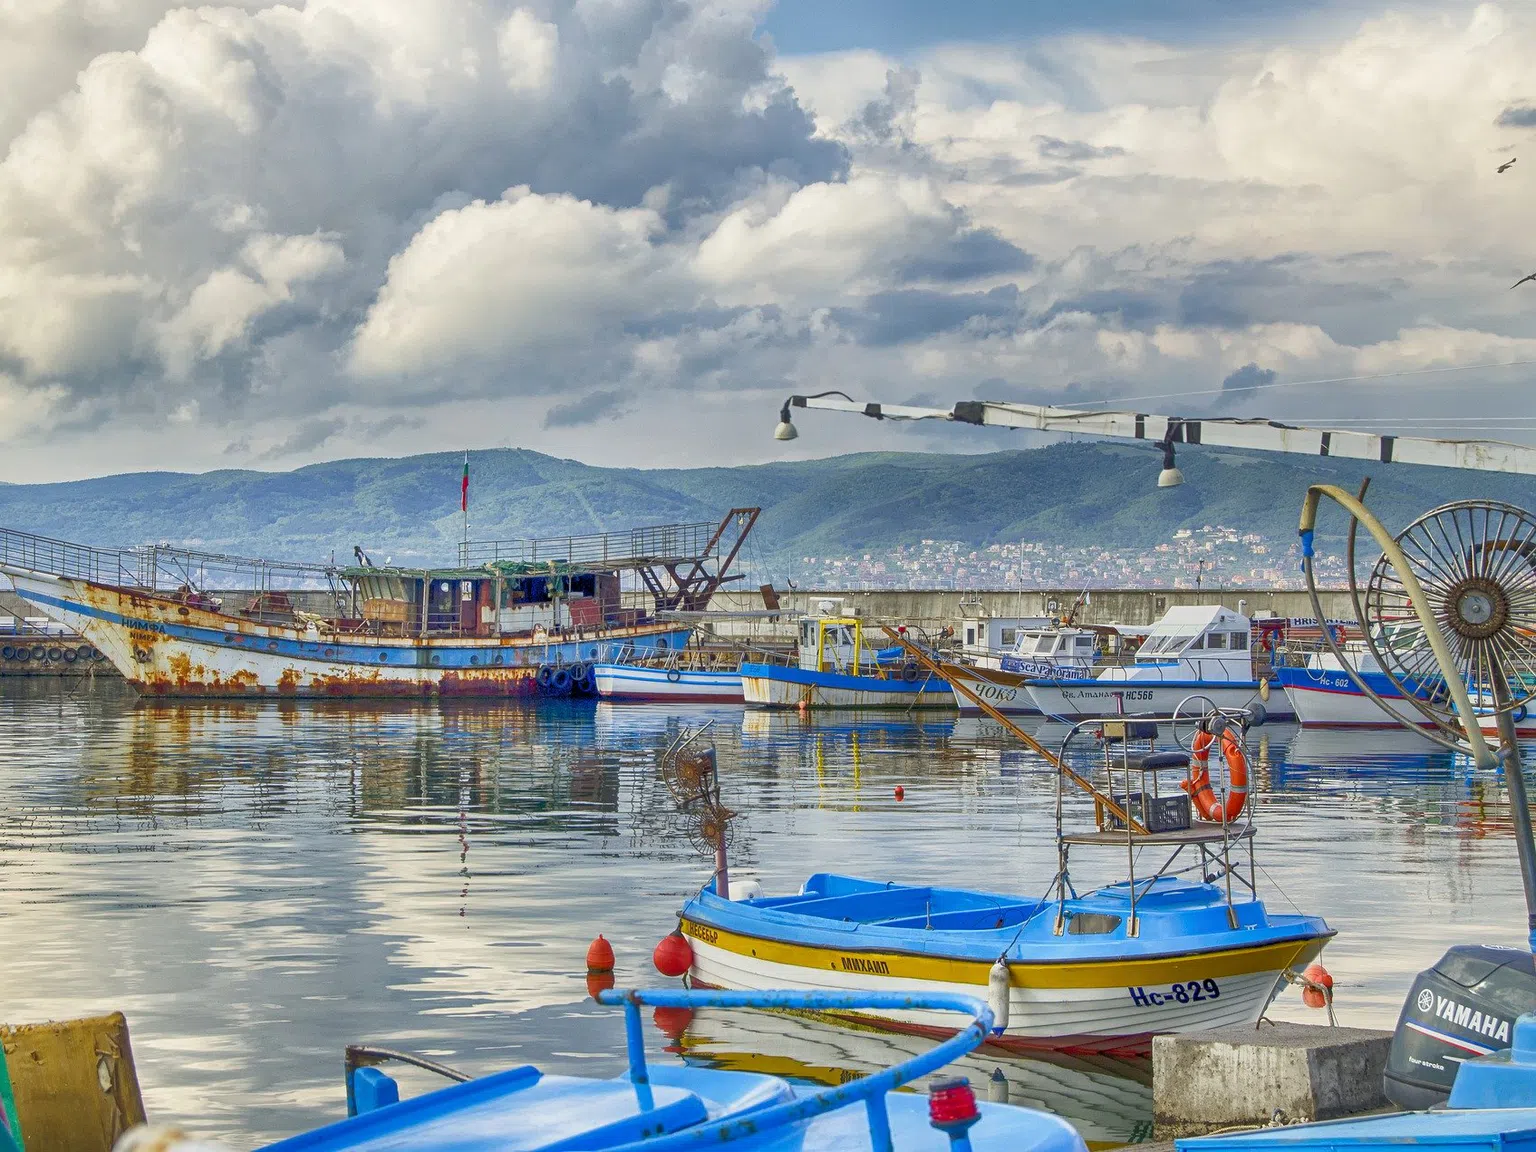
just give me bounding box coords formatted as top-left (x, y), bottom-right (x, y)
top-left (462, 451), bottom-right (470, 551)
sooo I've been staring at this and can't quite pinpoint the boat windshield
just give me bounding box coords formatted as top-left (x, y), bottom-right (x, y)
top-left (1140, 630), bottom-right (1199, 656)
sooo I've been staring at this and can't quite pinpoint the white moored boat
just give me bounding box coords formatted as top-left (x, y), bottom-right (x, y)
top-left (1024, 606), bottom-right (1293, 721)
top-left (593, 661), bottom-right (743, 703)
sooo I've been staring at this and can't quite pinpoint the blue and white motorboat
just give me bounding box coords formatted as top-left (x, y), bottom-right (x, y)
top-left (107, 988), bottom-right (1089, 1152)
top-left (1177, 1011), bottom-right (1536, 1152)
top-left (1276, 642), bottom-right (1536, 735)
top-left (1024, 606), bottom-right (1295, 721)
top-left (741, 613), bottom-right (953, 709)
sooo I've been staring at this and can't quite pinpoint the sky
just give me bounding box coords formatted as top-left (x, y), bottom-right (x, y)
top-left (0, 0), bottom-right (1532, 482)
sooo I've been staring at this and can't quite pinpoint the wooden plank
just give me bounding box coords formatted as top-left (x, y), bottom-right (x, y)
top-left (0, 1012), bottom-right (146, 1152)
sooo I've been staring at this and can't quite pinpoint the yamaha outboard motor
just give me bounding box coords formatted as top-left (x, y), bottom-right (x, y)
top-left (1383, 944), bottom-right (1536, 1109)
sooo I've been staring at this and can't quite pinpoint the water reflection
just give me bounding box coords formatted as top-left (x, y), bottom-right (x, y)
top-left (0, 683), bottom-right (1529, 1147)
top-left (674, 1007), bottom-right (1152, 1150)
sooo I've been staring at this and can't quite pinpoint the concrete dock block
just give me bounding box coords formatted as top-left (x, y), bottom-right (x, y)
top-left (1152, 1021), bottom-right (1393, 1138)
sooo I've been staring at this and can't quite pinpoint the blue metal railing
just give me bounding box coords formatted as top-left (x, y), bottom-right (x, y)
top-left (595, 988), bottom-right (993, 1152)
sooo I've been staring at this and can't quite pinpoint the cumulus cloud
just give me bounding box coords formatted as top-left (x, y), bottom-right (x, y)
top-left (4, 0), bottom-right (1536, 481)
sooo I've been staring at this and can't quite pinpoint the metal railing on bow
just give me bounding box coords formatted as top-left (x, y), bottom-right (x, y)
top-left (0, 527), bottom-right (335, 594)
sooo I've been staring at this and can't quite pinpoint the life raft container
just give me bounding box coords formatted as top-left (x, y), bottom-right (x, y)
top-left (1183, 722), bottom-right (1249, 823)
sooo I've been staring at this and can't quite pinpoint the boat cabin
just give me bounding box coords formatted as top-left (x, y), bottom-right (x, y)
top-left (344, 565), bottom-right (628, 638)
top-left (795, 614), bottom-right (906, 676)
top-left (1132, 605), bottom-right (1253, 679)
top-left (958, 616), bottom-right (1051, 669)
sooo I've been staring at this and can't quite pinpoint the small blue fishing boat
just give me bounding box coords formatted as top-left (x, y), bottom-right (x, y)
top-left (108, 989), bottom-right (1088, 1152)
top-left (678, 705), bottom-right (1332, 1053)
top-left (741, 613), bottom-right (953, 709)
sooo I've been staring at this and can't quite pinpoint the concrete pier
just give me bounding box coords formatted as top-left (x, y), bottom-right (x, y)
top-left (1152, 1022), bottom-right (1394, 1138)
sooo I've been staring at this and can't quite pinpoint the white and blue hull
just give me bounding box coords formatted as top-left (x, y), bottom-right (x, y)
top-left (740, 663), bottom-right (955, 709)
top-left (1024, 677), bottom-right (1291, 721)
top-left (592, 663), bottom-right (743, 703)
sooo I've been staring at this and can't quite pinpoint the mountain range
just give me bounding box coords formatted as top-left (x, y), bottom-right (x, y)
top-left (0, 443), bottom-right (1531, 570)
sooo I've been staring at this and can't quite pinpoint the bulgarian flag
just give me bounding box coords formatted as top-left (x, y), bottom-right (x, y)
top-left (461, 453), bottom-right (469, 512)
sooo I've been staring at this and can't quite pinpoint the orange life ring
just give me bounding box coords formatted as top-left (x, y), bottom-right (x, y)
top-left (1184, 724), bottom-right (1248, 822)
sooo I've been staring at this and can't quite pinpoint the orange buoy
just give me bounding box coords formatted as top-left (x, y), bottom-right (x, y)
top-left (894, 785), bottom-right (904, 801)
top-left (652, 1005), bottom-right (695, 1040)
top-left (586, 971), bottom-right (615, 999)
top-left (586, 934), bottom-right (615, 974)
top-left (1301, 962), bottom-right (1333, 1009)
top-left (653, 930), bottom-right (694, 978)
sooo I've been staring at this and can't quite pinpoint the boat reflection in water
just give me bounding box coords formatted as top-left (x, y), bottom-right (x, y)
top-left (667, 1003), bottom-right (1152, 1149)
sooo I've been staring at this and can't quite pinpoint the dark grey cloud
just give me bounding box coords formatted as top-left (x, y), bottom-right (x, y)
top-left (1498, 104), bottom-right (1536, 128)
top-left (835, 285), bottom-right (1023, 346)
top-left (895, 229), bottom-right (1034, 283)
top-left (543, 389), bottom-right (631, 429)
top-left (260, 417), bottom-right (346, 461)
top-left (1218, 362), bottom-right (1277, 407)
top-left (1033, 135), bottom-right (1124, 162)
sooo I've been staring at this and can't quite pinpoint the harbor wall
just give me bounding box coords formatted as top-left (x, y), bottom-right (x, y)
top-left (708, 587), bottom-right (1358, 627)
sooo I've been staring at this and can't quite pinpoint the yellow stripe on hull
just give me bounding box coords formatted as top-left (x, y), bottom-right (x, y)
top-left (680, 917), bottom-right (1328, 991)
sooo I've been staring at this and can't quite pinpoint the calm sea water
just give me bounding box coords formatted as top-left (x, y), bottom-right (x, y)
top-left (0, 680), bottom-right (1528, 1148)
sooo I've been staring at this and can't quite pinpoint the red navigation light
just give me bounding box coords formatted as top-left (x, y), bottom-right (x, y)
top-left (929, 1076), bottom-right (980, 1128)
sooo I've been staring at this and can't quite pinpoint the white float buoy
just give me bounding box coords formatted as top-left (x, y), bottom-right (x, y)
top-left (727, 879), bottom-right (764, 901)
top-left (988, 1067), bottom-right (1009, 1104)
top-left (987, 959), bottom-right (1011, 1035)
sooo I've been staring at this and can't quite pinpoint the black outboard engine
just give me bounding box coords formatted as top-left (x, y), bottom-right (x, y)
top-left (1383, 943), bottom-right (1536, 1109)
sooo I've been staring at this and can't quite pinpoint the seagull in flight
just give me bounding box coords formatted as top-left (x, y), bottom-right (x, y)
top-left (1499, 157), bottom-right (1518, 174)
top-left (1512, 272), bottom-right (1536, 289)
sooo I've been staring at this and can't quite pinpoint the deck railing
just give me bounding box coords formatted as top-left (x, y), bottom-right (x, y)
top-left (0, 527), bottom-right (334, 593)
top-left (459, 521), bottom-right (720, 569)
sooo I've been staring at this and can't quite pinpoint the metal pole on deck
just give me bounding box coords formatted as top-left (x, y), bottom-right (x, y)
top-left (1494, 675), bottom-right (1536, 951)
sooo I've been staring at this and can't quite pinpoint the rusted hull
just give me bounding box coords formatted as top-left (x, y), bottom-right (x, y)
top-left (2, 570), bottom-right (690, 697)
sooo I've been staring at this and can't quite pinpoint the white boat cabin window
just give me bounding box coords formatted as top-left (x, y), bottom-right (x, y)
top-left (1075, 635), bottom-right (1093, 650)
top-left (966, 626), bottom-right (976, 646)
top-left (1142, 630), bottom-right (1199, 656)
top-left (1000, 628), bottom-right (1016, 648)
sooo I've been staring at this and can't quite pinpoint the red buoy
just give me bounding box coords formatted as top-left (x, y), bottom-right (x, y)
top-left (586, 971), bottom-right (615, 999)
top-left (652, 1005), bottom-right (695, 1040)
top-left (653, 930), bottom-right (694, 978)
top-left (586, 934), bottom-right (615, 974)
top-left (1301, 962), bottom-right (1333, 1009)
top-left (894, 786), bottom-right (905, 801)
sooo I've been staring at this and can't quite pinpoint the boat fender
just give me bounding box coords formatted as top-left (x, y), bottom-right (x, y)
top-left (988, 1067), bottom-right (1009, 1104)
top-left (61, 648), bottom-right (76, 663)
top-left (667, 668), bottom-right (682, 683)
top-left (0, 646), bottom-right (11, 660)
top-left (987, 959), bottom-right (1011, 1035)
top-left (551, 667), bottom-right (572, 695)
top-left (536, 665), bottom-right (554, 688)
top-left (902, 661), bottom-right (920, 682)
top-left (29, 645), bottom-right (43, 660)
top-left (46, 647), bottom-right (61, 662)
top-left (78, 645), bottom-right (94, 661)
top-left (727, 879), bottom-right (763, 901)
top-left (1515, 703), bottom-right (1529, 724)
top-left (653, 931), bottom-right (693, 978)
top-left (12, 648), bottom-right (27, 663)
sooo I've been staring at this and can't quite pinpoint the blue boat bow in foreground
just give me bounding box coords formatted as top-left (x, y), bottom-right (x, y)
top-left (252, 988), bottom-right (1086, 1152)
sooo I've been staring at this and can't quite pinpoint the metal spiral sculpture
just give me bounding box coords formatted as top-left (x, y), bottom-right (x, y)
top-left (1299, 486), bottom-right (1536, 946)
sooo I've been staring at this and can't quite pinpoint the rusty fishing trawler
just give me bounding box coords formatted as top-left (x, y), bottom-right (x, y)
top-left (0, 509), bottom-right (758, 697)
